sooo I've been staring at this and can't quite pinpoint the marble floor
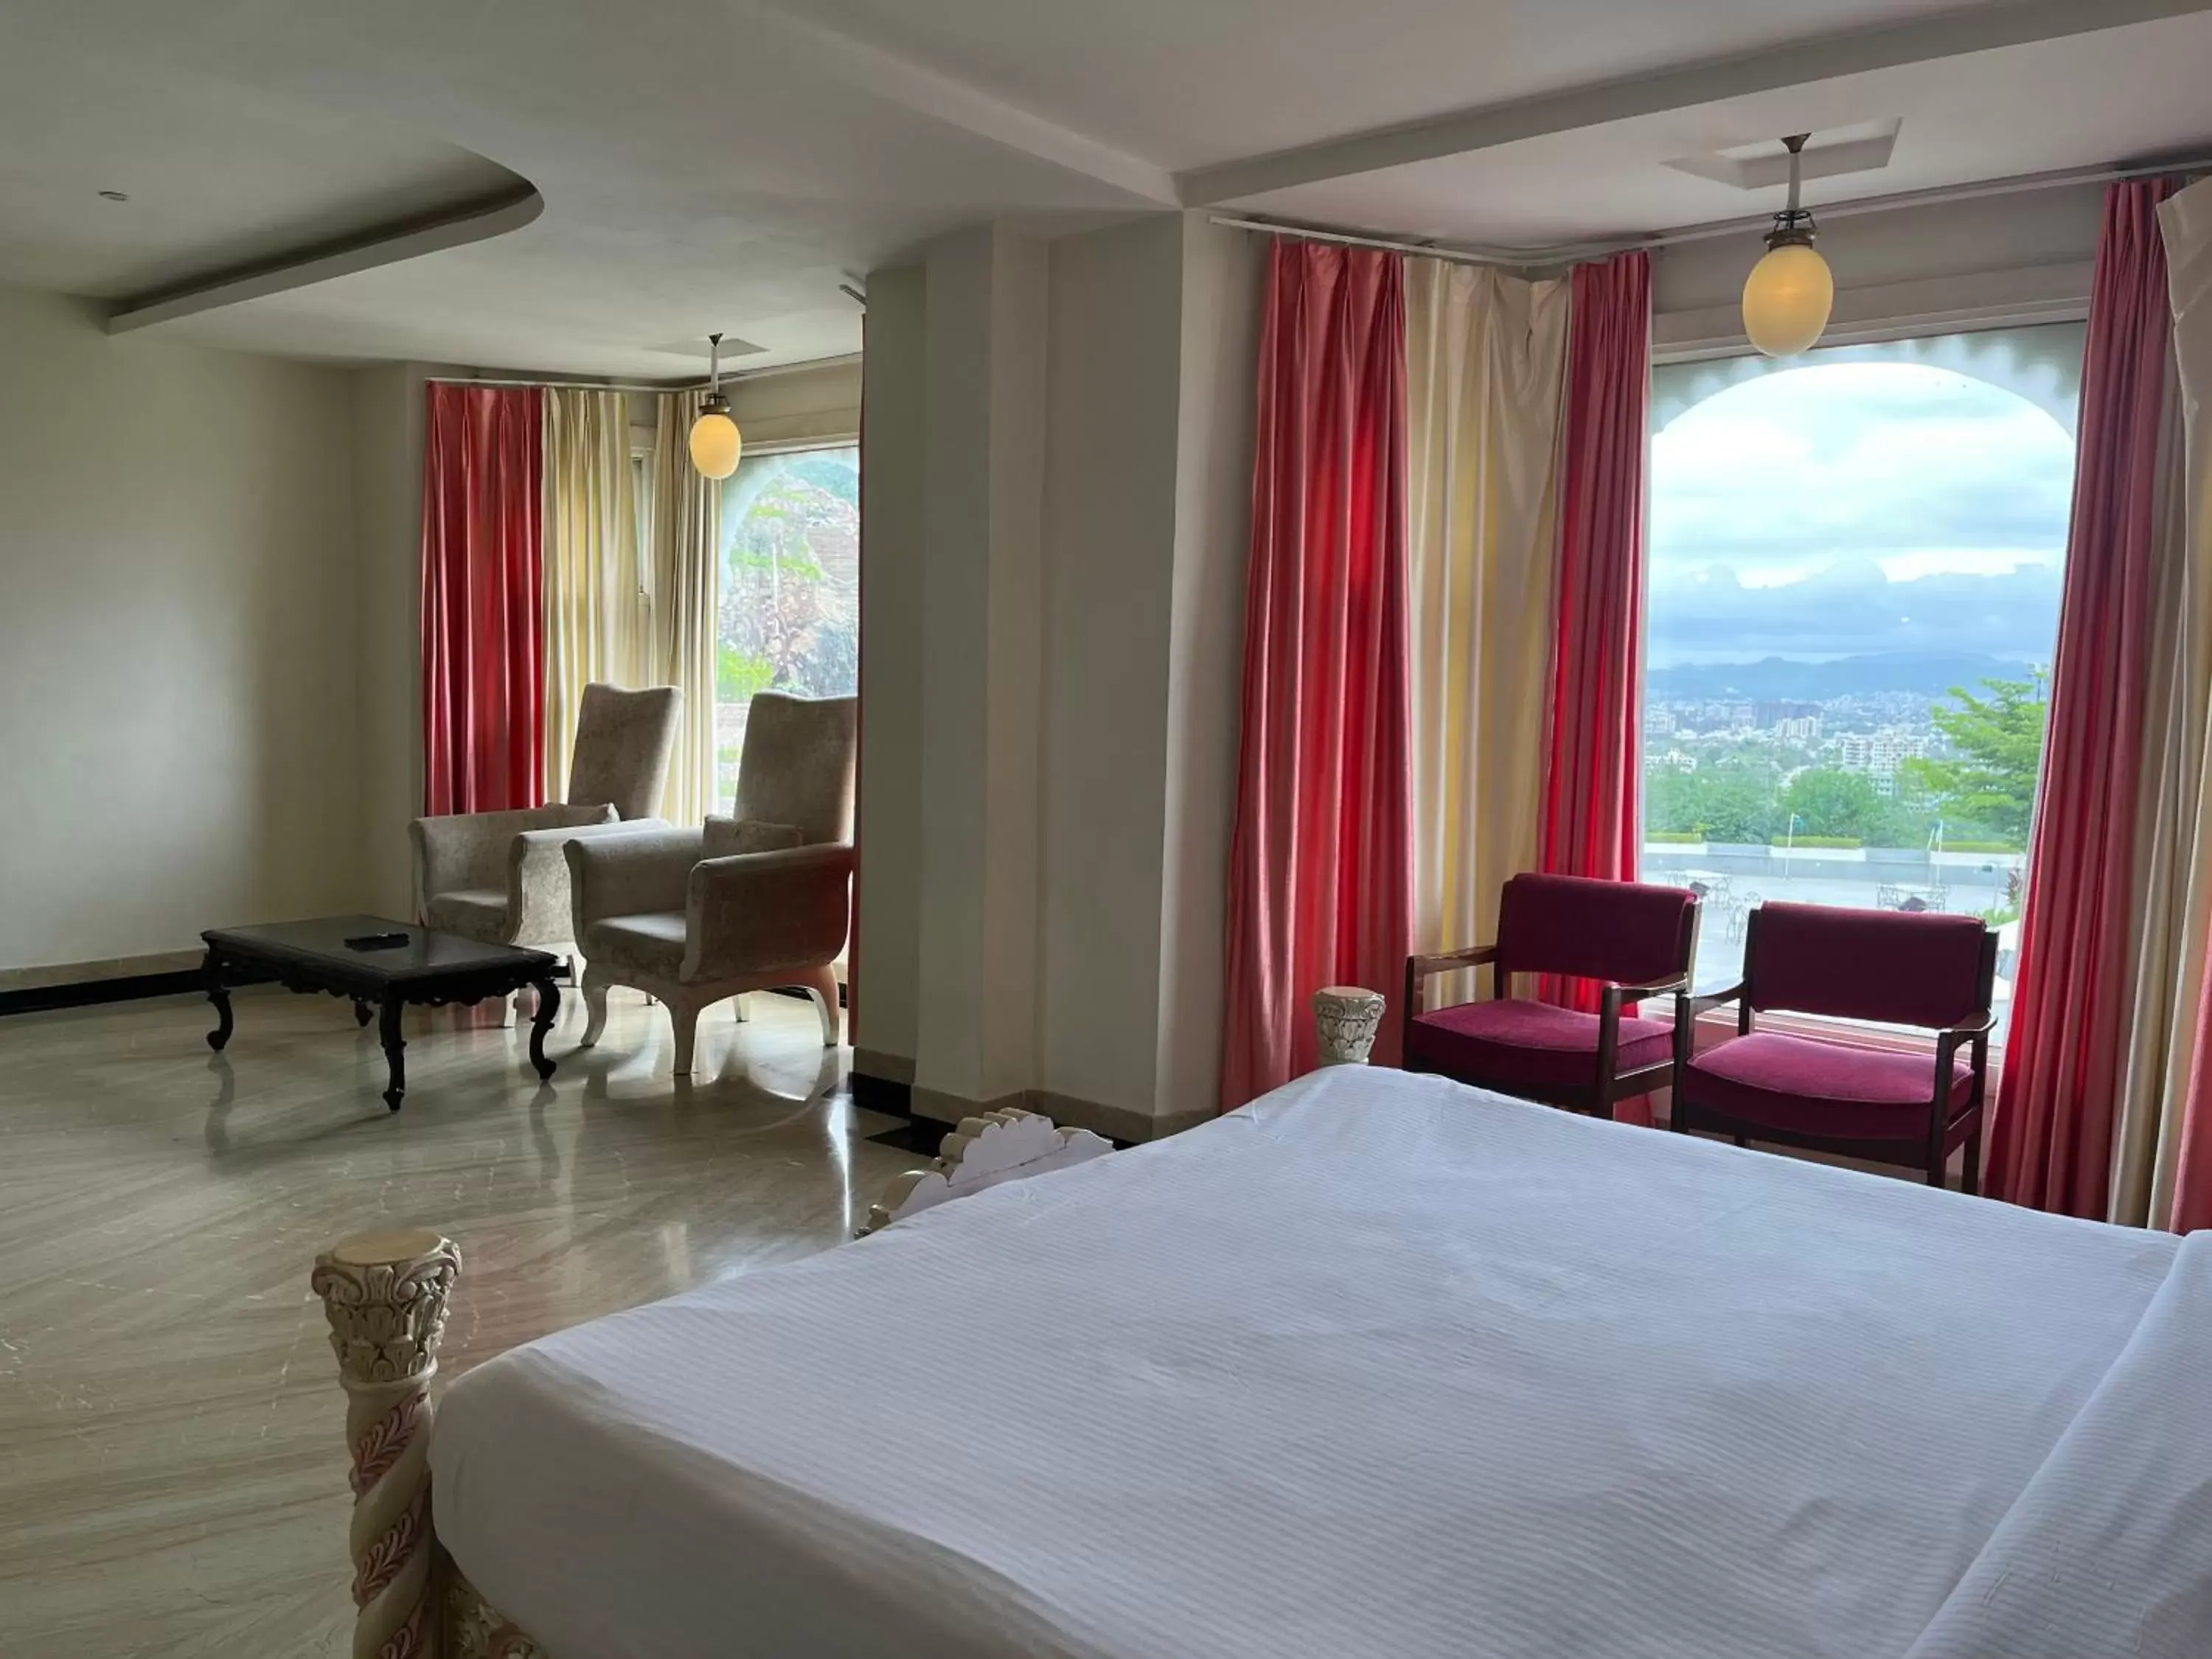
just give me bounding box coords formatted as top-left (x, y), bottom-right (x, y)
top-left (0, 984), bottom-right (920, 1658)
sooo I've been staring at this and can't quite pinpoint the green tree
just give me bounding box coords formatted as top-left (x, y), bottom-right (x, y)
top-left (1781, 769), bottom-right (1884, 840)
top-left (1646, 766), bottom-right (1781, 843)
top-left (1778, 768), bottom-right (1932, 846)
top-left (718, 466), bottom-right (855, 698)
top-left (1901, 674), bottom-right (2048, 846)
top-left (715, 644), bottom-right (776, 705)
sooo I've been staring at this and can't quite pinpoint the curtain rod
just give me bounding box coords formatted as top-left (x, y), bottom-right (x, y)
top-left (428, 352), bottom-right (861, 396)
top-left (1211, 153), bottom-right (2211, 269)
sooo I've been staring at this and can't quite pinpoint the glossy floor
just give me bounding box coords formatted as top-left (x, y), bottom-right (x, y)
top-left (0, 984), bottom-right (917, 1658)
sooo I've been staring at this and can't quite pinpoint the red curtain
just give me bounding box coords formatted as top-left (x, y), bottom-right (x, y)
top-left (1220, 242), bottom-right (1413, 1109)
top-left (2180, 1007), bottom-right (2212, 1231)
top-left (420, 384), bottom-right (546, 815)
top-left (1537, 251), bottom-right (1653, 1014)
top-left (1989, 181), bottom-right (2177, 1217)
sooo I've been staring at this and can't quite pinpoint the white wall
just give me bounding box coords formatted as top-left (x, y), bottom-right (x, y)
top-left (914, 225), bottom-right (1050, 1113)
top-left (1032, 214), bottom-right (1262, 1130)
top-left (0, 302), bottom-right (861, 982)
top-left (0, 286), bottom-right (363, 975)
top-left (1037, 216), bottom-right (1188, 1116)
top-left (856, 212), bottom-right (1261, 1135)
top-left (1155, 218), bottom-right (1265, 1123)
top-left (350, 363), bottom-right (448, 918)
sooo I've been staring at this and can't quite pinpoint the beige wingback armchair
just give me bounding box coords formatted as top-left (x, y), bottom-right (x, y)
top-left (411, 684), bottom-right (682, 956)
top-left (566, 692), bottom-right (858, 1074)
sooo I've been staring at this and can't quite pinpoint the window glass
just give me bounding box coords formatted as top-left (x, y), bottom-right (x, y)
top-left (714, 445), bottom-right (860, 803)
top-left (1643, 323), bottom-right (2086, 1027)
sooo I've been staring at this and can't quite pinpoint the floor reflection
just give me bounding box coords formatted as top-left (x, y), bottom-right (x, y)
top-left (0, 981), bottom-right (914, 1658)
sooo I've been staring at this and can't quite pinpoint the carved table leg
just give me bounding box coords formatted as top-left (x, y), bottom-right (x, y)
top-left (311, 1231), bottom-right (462, 1659)
top-left (526, 978), bottom-right (560, 1082)
top-left (204, 950), bottom-right (234, 1051)
top-left (378, 999), bottom-right (408, 1112)
top-left (354, 998), bottom-right (373, 1028)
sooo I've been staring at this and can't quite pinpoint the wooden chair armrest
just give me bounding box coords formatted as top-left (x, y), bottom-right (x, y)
top-left (1686, 981), bottom-right (1746, 1017)
top-left (1408, 945), bottom-right (1496, 978)
top-left (1935, 1011), bottom-right (1999, 1090)
top-left (1602, 972), bottom-right (1693, 1001)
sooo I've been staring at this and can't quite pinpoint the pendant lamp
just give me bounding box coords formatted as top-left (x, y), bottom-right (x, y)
top-left (688, 333), bottom-right (742, 479)
top-left (1741, 135), bottom-right (1835, 357)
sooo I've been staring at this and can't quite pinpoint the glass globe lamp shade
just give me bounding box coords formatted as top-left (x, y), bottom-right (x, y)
top-left (688, 403), bottom-right (742, 479)
top-left (1741, 239), bottom-right (1834, 357)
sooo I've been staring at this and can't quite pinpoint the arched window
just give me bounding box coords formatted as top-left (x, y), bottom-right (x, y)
top-left (714, 445), bottom-right (861, 802)
top-left (1641, 321), bottom-right (2085, 1020)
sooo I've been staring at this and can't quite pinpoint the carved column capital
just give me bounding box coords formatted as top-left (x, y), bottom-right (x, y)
top-left (1312, 986), bottom-right (1386, 1066)
top-left (312, 1231), bottom-right (462, 1390)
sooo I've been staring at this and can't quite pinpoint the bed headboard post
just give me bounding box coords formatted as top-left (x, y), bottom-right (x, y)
top-left (1313, 987), bottom-right (1385, 1065)
top-left (310, 1229), bottom-right (463, 1659)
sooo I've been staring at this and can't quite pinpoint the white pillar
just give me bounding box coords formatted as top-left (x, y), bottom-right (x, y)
top-left (913, 226), bottom-right (1049, 1115)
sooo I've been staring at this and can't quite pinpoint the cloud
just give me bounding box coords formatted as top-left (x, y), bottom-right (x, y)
top-left (1648, 358), bottom-right (2072, 664)
top-left (1650, 557), bottom-right (2062, 664)
top-left (1651, 362), bottom-right (2076, 579)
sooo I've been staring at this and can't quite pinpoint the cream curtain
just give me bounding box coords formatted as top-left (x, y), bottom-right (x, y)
top-left (542, 389), bottom-right (646, 801)
top-left (649, 390), bottom-right (723, 824)
top-left (1405, 257), bottom-right (1571, 993)
top-left (2112, 180), bottom-right (2212, 1226)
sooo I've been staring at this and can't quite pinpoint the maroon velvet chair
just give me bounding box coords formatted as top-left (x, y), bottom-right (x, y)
top-left (1674, 902), bottom-right (1998, 1190)
top-left (1402, 873), bottom-right (1700, 1117)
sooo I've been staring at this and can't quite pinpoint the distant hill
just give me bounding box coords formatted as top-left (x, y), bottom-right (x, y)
top-left (1646, 652), bottom-right (2032, 701)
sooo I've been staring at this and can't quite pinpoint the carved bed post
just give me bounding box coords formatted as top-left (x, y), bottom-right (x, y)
top-left (1312, 986), bottom-right (1385, 1065)
top-left (311, 1229), bottom-right (462, 1659)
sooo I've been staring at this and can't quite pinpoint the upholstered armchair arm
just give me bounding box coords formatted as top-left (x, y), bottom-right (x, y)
top-left (411, 804), bottom-right (615, 917)
top-left (683, 844), bottom-right (855, 982)
top-left (563, 827), bottom-right (706, 936)
top-left (507, 818), bottom-right (670, 945)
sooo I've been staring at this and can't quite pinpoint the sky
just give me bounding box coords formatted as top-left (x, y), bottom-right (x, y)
top-left (1648, 352), bottom-right (2077, 668)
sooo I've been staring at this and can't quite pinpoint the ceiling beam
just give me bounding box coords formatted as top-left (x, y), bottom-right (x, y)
top-left (750, 2), bottom-right (1177, 206)
top-left (1179, 0), bottom-right (2212, 206)
top-left (108, 185), bottom-right (543, 335)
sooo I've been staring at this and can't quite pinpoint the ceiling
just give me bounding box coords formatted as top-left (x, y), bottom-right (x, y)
top-left (3, 0), bottom-right (2208, 375)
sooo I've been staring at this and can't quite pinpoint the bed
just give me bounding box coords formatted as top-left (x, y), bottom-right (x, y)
top-left (310, 1038), bottom-right (2212, 1658)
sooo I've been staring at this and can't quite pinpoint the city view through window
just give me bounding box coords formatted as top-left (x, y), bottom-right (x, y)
top-left (1641, 324), bottom-right (2087, 1023)
top-left (714, 445), bottom-right (860, 802)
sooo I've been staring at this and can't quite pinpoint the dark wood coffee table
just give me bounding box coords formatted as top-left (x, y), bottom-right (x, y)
top-left (200, 916), bottom-right (561, 1111)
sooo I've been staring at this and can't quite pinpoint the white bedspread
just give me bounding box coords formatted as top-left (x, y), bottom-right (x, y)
top-left (433, 1067), bottom-right (2197, 1659)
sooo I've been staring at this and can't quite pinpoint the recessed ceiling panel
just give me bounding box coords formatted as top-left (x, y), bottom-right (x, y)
top-left (1226, 13), bottom-right (2212, 252)
top-left (0, 17), bottom-right (525, 299)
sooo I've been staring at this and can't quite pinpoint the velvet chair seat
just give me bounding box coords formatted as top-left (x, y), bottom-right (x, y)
top-left (1408, 998), bottom-right (1675, 1093)
top-left (1404, 873), bottom-right (1700, 1116)
top-left (1684, 1032), bottom-right (1975, 1143)
top-left (1674, 902), bottom-right (1998, 1189)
